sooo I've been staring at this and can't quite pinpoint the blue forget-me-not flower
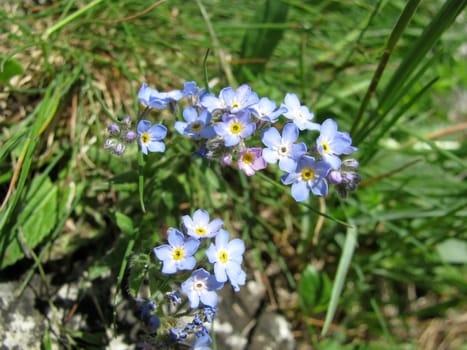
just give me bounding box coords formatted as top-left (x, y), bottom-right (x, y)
top-left (261, 123), bottom-right (307, 173)
top-left (316, 118), bottom-right (357, 169)
top-left (181, 268), bottom-right (224, 308)
top-left (281, 155), bottom-right (332, 201)
top-left (175, 107), bottom-right (216, 139)
top-left (250, 97), bottom-right (287, 123)
top-left (154, 228), bottom-right (200, 274)
top-left (201, 84), bottom-right (259, 114)
top-left (138, 82), bottom-right (183, 109)
top-left (213, 111), bottom-right (256, 147)
top-left (137, 120), bottom-right (167, 155)
top-left (206, 229), bottom-right (246, 292)
top-left (281, 93), bottom-right (320, 131)
top-left (182, 209), bottom-right (223, 239)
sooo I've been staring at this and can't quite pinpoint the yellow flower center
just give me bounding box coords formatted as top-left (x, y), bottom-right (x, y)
top-left (231, 101), bottom-right (240, 109)
top-left (141, 132), bottom-right (150, 144)
top-left (230, 122), bottom-right (243, 134)
top-left (195, 227), bottom-right (207, 236)
top-left (301, 168), bottom-right (315, 181)
top-left (321, 141), bottom-right (330, 154)
top-left (191, 121), bottom-right (202, 132)
top-left (218, 250), bottom-right (229, 263)
top-left (172, 247), bottom-right (185, 261)
top-left (242, 152), bottom-right (254, 164)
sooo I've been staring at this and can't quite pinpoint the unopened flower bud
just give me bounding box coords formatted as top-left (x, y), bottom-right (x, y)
top-left (146, 315), bottom-right (160, 333)
top-left (342, 171), bottom-right (361, 184)
top-left (125, 131), bottom-right (137, 142)
top-left (113, 143), bottom-right (126, 155)
top-left (328, 170), bottom-right (343, 184)
top-left (222, 154), bottom-right (232, 165)
top-left (108, 123), bottom-right (120, 135)
top-left (122, 116), bottom-right (132, 127)
top-left (342, 158), bottom-right (359, 169)
top-left (104, 138), bottom-right (116, 150)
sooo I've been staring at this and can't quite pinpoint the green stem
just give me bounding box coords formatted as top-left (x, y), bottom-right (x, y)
top-left (43, 0), bottom-right (105, 39)
top-left (138, 151), bottom-right (146, 213)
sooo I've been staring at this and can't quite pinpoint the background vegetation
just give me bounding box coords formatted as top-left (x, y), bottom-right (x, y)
top-left (1, 0), bottom-right (466, 349)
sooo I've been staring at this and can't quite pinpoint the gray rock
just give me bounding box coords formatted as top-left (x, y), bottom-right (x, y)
top-left (249, 310), bottom-right (296, 350)
top-left (213, 271), bottom-right (296, 350)
top-left (0, 281), bottom-right (46, 350)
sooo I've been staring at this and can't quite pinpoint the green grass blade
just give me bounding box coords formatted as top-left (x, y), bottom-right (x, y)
top-left (351, 0), bottom-right (422, 137)
top-left (378, 0), bottom-right (466, 114)
top-left (356, 51), bottom-right (440, 144)
top-left (321, 225), bottom-right (358, 336)
top-left (361, 76), bottom-right (439, 164)
top-left (43, 0), bottom-right (105, 39)
top-left (236, 0), bottom-right (289, 80)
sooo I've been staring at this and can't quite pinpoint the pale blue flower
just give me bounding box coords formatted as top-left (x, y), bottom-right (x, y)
top-left (137, 120), bottom-right (167, 154)
top-left (201, 84), bottom-right (259, 113)
top-left (191, 334), bottom-right (212, 350)
top-left (181, 268), bottom-right (224, 308)
top-left (183, 81), bottom-right (204, 97)
top-left (250, 97), bottom-right (287, 123)
top-left (183, 81), bottom-right (206, 106)
top-left (182, 209), bottom-right (224, 239)
top-left (214, 111), bottom-right (256, 147)
top-left (206, 229), bottom-right (246, 292)
top-left (261, 123), bottom-right (307, 172)
top-left (175, 107), bottom-right (215, 139)
top-left (281, 93), bottom-right (320, 131)
top-left (154, 228), bottom-right (200, 274)
top-left (138, 82), bottom-right (183, 109)
top-left (316, 118), bottom-right (357, 169)
top-left (281, 155), bottom-right (332, 201)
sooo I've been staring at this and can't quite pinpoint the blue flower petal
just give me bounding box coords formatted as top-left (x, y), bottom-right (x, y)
top-left (184, 238), bottom-right (201, 255)
top-left (200, 291), bottom-right (218, 308)
top-left (291, 181), bottom-right (310, 202)
top-left (154, 245), bottom-right (172, 260)
top-left (228, 239), bottom-right (245, 256)
top-left (261, 127), bottom-right (281, 148)
top-left (214, 263), bottom-right (227, 282)
top-left (148, 124), bottom-right (167, 140)
top-left (147, 141), bottom-right (165, 153)
top-left (168, 229), bottom-right (185, 246)
top-left (282, 123), bottom-right (299, 143)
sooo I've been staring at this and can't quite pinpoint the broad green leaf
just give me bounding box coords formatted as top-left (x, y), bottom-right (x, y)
top-left (0, 57), bottom-right (24, 84)
top-left (1, 176), bottom-right (58, 269)
top-left (115, 211), bottom-right (136, 237)
top-left (298, 265), bottom-right (332, 314)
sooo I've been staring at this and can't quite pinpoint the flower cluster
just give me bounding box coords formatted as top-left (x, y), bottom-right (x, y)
top-left (105, 81), bottom-right (361, 201)
top-left (104, 116), bottom-right (138, 155)
top-left (125, 209), bottom-right (246, 349)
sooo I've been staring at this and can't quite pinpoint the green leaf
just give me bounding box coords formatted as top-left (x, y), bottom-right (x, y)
top-left (298, 265), bottom-right (332, 314)
top-left (0, 176), bottom-right (58, 269)
top-left (115, 211), bottom-right (136, 237)
top-left (0, 57), bottom-right (24, 84)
